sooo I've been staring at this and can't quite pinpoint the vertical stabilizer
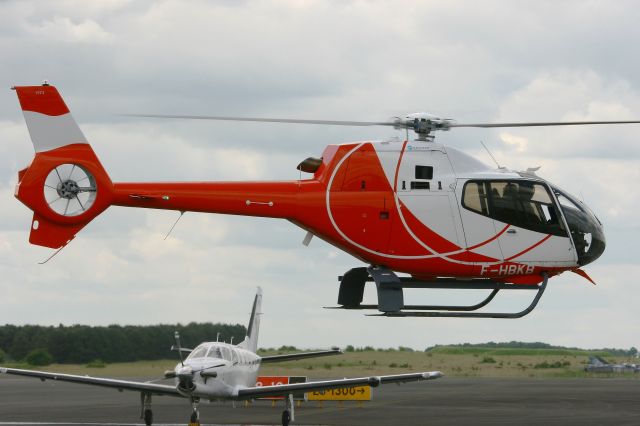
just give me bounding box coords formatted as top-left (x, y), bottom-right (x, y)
top-left (12, 84), bottom-right (115, 249)
top-left (14, 84), bottom-right (88, 152)
top-left (238, 287), bottom-right (262, 353)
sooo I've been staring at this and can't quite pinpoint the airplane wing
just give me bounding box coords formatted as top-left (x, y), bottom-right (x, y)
top-left (261, 349), bottom-right (342, 363)
top-left (0, 367), bottom-right (182, 397)
top-left (235, 371), bottom-right (442, 399)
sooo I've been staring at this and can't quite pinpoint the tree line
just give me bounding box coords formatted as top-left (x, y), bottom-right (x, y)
top-left (0, 322), bottom-right (246, 364)
top-left (425, 341), bottom-right (638, 356)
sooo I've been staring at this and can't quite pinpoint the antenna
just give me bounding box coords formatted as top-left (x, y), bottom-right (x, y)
top-left (480, 141), bottom-right (501, 169)
top-left (39, 245), bottom-right (67, 264)
top-left (164, 211), bottom-right (185, 240)
top-left (216, 332), bottom-right (220, 342)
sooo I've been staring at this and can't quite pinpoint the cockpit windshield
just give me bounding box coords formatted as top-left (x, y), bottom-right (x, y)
top-left (551, 186), bottom-right (606, 265)
top-left (187, 345), bottom-right (207, 360)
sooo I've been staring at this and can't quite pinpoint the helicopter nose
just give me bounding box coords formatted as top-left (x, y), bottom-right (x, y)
top-left (553, 187), bottom-right (606, 266)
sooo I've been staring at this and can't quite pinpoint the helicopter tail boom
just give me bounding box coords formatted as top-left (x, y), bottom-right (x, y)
top-left (110, 180), bottom-right (302, 219)
top-left (12, 85), bottom-right (312, 249)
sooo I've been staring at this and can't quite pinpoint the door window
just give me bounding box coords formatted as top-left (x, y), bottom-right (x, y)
top-left (462, 180), bottom-right (566, 236)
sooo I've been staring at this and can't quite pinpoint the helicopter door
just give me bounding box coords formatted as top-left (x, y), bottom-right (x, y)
top-left (393, 148), bottom-right (464, 251)
top-left (487, 181), bottom-right (576, 266)
top-left (456, 179), bottom-right (505, 263)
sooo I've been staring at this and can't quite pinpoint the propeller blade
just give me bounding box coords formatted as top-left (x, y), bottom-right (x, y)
top-left (124, 113), bottom-right (393, 127)
top-left (174, 331), bottom-right (184, 366)
top-left (450, 120), bottom-right (640, 129)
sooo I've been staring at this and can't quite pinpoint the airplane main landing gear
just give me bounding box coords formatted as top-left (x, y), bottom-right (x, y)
top-left (281, 393), bottom-right (295, 426)
top-left (143, 409), bottom-right (153, 426)
top-left (282, 409), bottom-right (291, 426)
top-left (140, 392), bottom-right (153, 426)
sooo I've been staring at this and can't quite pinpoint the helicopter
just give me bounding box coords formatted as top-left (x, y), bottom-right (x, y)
top-left (11, 84), bottom-right (639, 318)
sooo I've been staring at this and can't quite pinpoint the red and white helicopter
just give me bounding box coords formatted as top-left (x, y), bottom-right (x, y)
top-left (11, 84), bottom-right (638, 318)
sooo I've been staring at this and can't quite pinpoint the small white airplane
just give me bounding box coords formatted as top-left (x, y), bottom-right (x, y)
top-left (0, 288), bottom-right (443, 426)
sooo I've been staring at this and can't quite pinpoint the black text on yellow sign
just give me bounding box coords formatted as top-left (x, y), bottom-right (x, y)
top-left (307, 386), bottom-right (371, 401)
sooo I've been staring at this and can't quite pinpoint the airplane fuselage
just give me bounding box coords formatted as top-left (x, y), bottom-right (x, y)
top-left (173, 342), bottom-right (261, 399)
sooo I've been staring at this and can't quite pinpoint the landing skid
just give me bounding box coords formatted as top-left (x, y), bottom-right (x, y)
top-left (328, 267), bottom-right (548, 318)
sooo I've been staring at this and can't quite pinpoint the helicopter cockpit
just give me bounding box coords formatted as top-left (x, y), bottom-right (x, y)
top-left (461, 178), bottom-right (605, 266)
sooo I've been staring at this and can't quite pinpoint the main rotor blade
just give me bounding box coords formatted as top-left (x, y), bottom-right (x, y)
top-left (450, 120), bottom-right (640, 129)
top-left (124, 114), bottom-right (393, 127)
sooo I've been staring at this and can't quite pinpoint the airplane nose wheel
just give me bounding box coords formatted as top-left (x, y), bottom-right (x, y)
top-left (189, 399), bottom-right (200, 426)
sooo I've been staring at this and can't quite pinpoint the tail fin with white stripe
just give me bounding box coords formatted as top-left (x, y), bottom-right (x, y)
top-left (13, 84), bottom-right (114, 249)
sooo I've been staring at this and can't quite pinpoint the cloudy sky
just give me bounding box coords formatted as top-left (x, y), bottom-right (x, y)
top-left (1, 0), bottom-right (638, 351)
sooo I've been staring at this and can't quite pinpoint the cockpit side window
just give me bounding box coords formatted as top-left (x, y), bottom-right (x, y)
top-left (462, 180), bottom-right (567, 237)
top-left (462, 181), bottom-right (489, 215)
top-left (220, 347), bottom-right (231, 361)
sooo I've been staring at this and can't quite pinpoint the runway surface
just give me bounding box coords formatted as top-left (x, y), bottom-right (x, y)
top-left (0, 375), bottom-right (638, 425)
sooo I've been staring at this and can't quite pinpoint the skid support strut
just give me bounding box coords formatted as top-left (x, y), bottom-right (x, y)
top-left (333, 267), bottom-right (549, 318)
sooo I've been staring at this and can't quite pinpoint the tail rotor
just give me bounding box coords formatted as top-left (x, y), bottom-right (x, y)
top-left (44, 163), bottom-right (97, 217)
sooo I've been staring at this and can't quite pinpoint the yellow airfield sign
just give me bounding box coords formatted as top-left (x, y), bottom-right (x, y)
top-left (307, 385), bottom-right (372, 401)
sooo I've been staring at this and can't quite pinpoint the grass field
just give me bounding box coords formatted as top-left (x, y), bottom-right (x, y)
top-left (4, 347), bottom-right (639, 380)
